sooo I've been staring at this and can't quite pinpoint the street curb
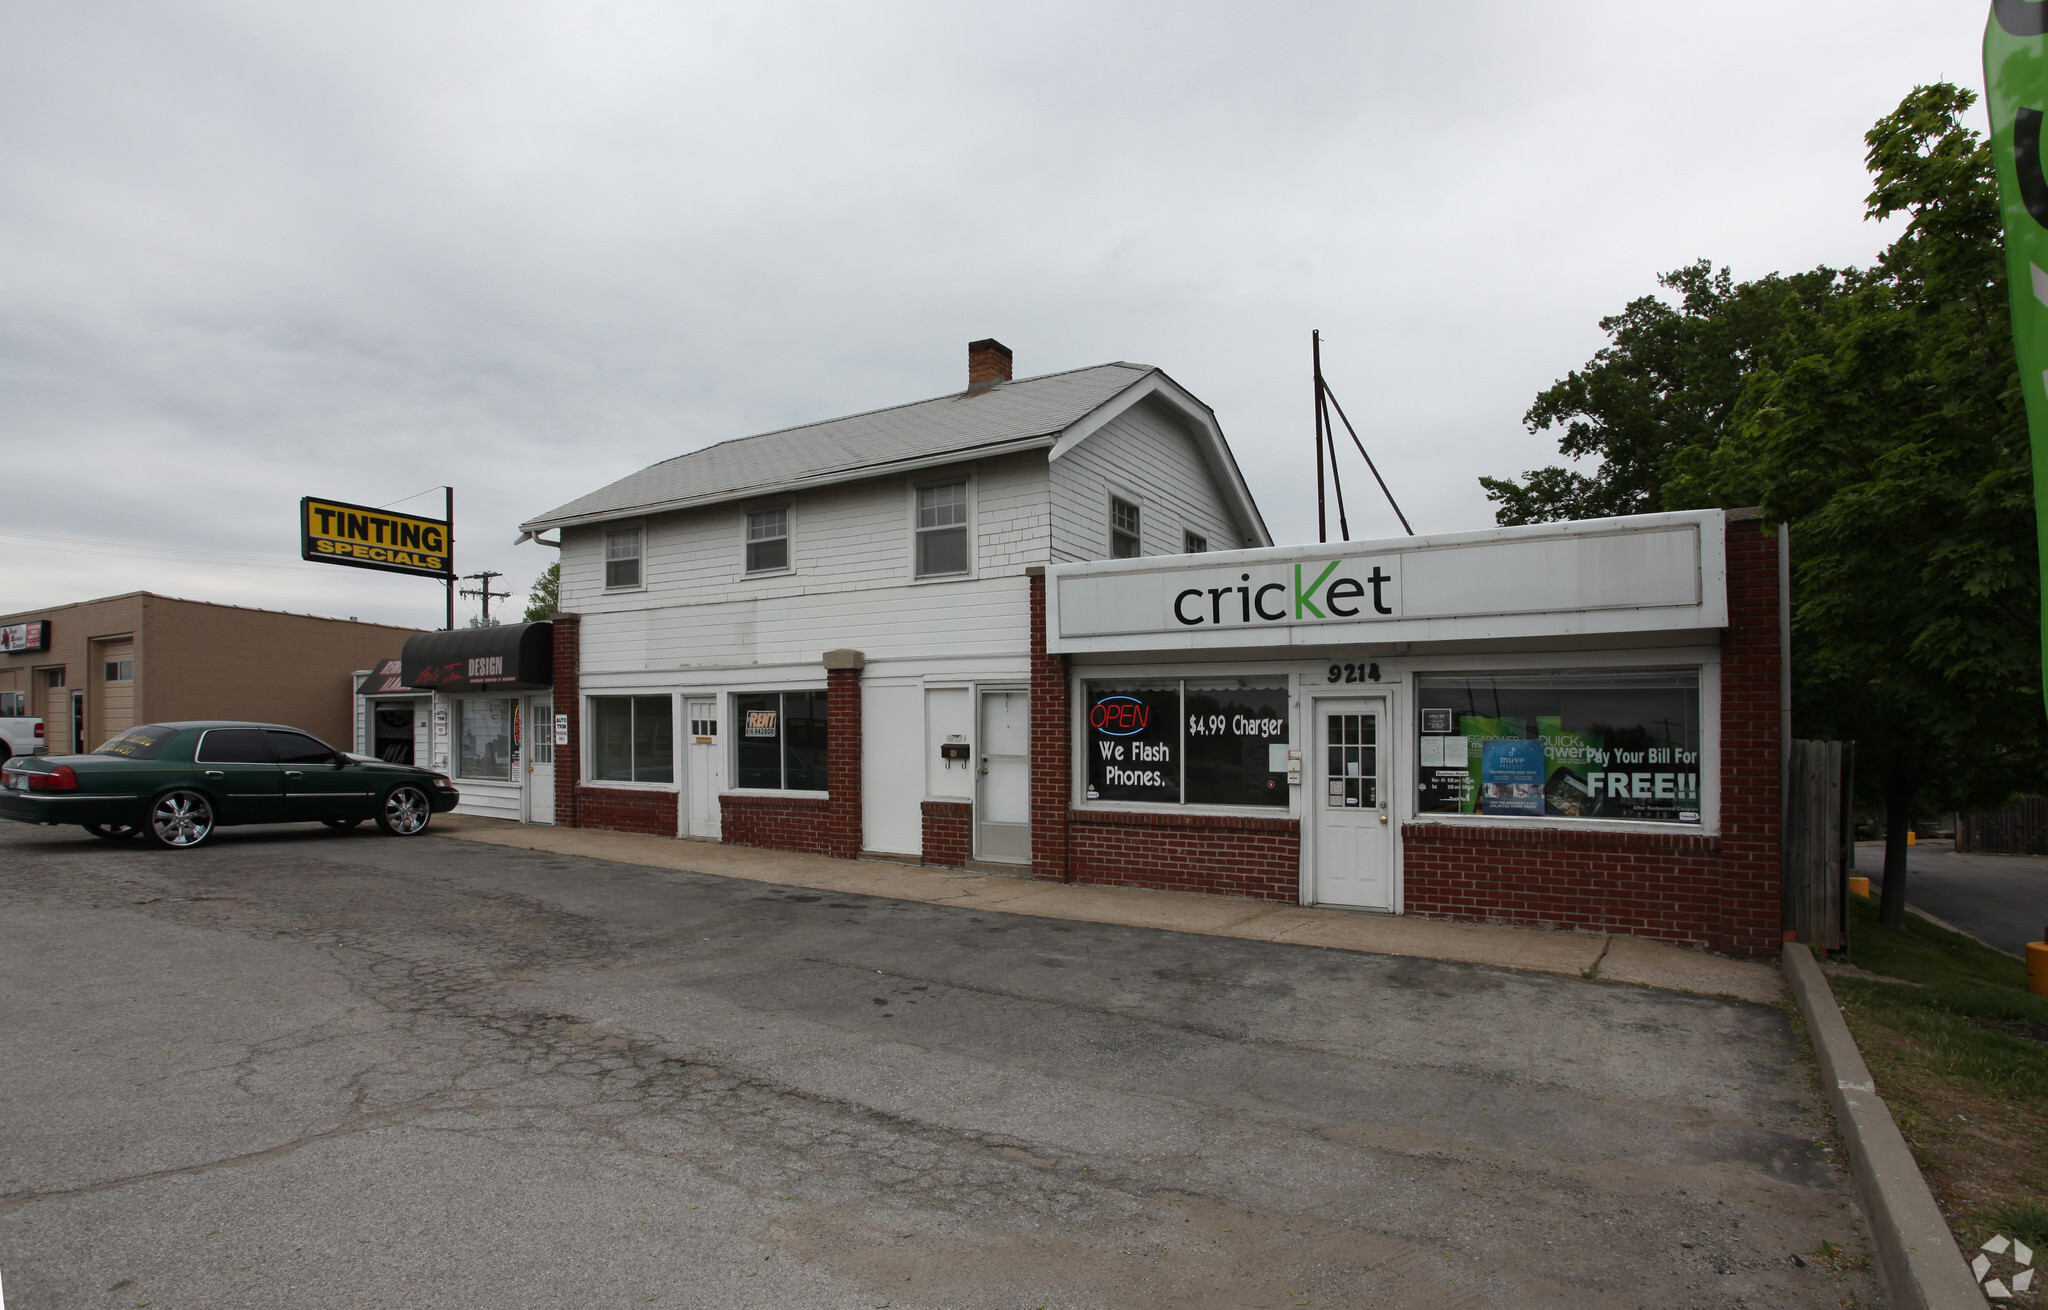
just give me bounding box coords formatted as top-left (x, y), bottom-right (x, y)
top-left (1781, 943), bottom-right (1983, 1309)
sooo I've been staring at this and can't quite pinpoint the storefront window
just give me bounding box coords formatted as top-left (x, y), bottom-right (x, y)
top-left (1083, 679), bottom-right (1288, 808)
top-left (590, 695), bottom-right (674, 784)
top-left (1414, 671), bottom-right (1702, 824)
top-left (732, 691), bottom-right (827, 790)
top-left (457, 699), bottom-right (516, 781)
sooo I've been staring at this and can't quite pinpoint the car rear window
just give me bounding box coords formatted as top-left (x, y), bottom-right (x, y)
top-left (94, 725), bottom-right (178, 760)
top-left (195, 729), bottom-right (275, 764)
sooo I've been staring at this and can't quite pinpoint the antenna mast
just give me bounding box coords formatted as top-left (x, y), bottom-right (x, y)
top-left (1310, 332), bottom-right (1413, 537)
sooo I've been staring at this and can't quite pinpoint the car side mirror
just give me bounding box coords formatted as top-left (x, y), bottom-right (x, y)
top-left (332, 753), bottom-right (350, 769)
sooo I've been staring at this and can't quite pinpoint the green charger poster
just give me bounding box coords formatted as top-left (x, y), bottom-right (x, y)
top-left (1985, 1), bottom-right (2048, 713)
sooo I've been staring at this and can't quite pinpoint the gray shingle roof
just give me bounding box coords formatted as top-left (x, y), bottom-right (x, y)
top-left (522, 362), bottom-right (1154, 531)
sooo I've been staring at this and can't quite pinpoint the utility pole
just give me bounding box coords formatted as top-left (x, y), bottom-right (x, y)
top-left (460, 570), bottom-right (511, 627)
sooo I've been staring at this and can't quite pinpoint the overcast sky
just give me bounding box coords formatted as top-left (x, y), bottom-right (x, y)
top-left (0, 1), bottom-right (1984, 631)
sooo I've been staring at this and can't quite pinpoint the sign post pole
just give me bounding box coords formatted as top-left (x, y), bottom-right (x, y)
top-left (445, 486), bottom-right (455, 632)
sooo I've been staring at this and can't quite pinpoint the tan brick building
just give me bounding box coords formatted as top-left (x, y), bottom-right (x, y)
top-left (0, 593), bottom-right (423, 755)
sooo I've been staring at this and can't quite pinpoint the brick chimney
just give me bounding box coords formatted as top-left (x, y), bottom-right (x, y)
top-left (967, 338), bottom-right (1013, 391)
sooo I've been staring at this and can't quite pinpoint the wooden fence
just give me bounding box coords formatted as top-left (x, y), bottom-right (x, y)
top-left (1954, 795), bottom-right (2048, 855)
top-left (1783, 739), bottom-right (1854, 952)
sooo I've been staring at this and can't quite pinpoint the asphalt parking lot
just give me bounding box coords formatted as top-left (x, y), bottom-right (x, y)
top-left (0, 822), bottom-right (1880, 1309)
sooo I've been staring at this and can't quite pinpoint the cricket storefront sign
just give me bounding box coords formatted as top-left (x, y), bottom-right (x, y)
top-left (301, 497), bottom-right (453, 579)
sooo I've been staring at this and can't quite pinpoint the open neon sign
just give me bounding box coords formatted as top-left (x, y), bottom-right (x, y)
top-left (1090, 696), bottom-right (1150, 737)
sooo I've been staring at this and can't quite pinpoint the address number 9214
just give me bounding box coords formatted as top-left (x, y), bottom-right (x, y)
top-left (1328, 662), bottom-right (1380, 684)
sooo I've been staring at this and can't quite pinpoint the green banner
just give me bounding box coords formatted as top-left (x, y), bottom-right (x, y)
top-left (1986, 0), bottom-right (2048, 713)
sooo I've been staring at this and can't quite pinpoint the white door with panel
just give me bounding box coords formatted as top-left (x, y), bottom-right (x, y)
top-left (524, 695), bottom-right (555, 824)
top-left (1313, 697), bottom-right (1394, 909)
top-left (685, 698), bottom-right (719, 839)
top-left (975, 688), bottom-right (1031, 864)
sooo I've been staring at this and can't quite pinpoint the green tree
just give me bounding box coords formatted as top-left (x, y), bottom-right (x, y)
top-left (1483, 83), bottom-right (2045, 931)
top-left (524, 560), bottom-right (559, 622)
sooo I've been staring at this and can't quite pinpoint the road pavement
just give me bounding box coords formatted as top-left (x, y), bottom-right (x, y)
top-left (0, 822), bottom-right (1881, 1308)
top-left (1858, 840), bottom-right (2048, 955)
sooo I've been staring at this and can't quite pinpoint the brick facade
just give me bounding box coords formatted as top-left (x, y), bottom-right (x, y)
top-left (921, 800), bottom-right (972, 868)
top-left (720, 792), bottom-right (835, 856)
top-left (1028, 572), bottom-right (1073, 884)
top-left (552, 615), bottom-right (581, 828)
top-left (1069, 809), bottom-right (1300, 901)
top-left (573, 785), bottom-right (678, 836)
top-left (1400, 514), bottom-right (1784, 955)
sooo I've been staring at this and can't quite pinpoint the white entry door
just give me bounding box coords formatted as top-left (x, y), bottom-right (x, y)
top-left (976, 688), bottom-right (1030, 863)
top-left (685, 698), bottom-right (719, 839)
top-left (1313, 697), bottom-right (1393, 909)
top-left (524, 695), bottom-right (555, 824)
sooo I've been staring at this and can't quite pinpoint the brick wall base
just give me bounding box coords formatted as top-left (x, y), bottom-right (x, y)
top-left (1402, 821), bottom-right (1726, 946)
top-left (720, 792), bottom-right (834, 856)
top-left (572, 785), bottom-right (676, 837)
top-left (1069, 809), bottom-right (1301, 902)
top-left (921, 800), bottom-right (972, 868)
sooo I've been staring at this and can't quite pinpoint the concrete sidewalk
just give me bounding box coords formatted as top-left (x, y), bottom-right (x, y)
top-left (431, 813), bottom-right (1783, 1004)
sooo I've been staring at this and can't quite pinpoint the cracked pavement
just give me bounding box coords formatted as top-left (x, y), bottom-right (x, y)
top-left (0, 823), bottom-right (1883, 1308)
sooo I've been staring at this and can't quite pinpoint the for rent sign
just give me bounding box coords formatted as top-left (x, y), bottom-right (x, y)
top-left (301, 496), bottom-right (453, 579)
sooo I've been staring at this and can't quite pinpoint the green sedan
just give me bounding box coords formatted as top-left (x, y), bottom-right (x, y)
top-left (0, 721), bottom-right (461, 849)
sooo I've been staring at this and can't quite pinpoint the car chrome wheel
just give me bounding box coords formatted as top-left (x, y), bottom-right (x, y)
top-left (378, 785), bottom-right (431, 836)
top-left (149, 791), bottom-right (214, 849)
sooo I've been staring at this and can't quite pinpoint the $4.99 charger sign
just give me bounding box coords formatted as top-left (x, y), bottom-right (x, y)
top-left (301, 496), bottom-right (453, 578)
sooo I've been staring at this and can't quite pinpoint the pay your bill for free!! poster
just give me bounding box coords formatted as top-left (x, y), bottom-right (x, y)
top-left (1418, 714), bottom-right (1702, 824)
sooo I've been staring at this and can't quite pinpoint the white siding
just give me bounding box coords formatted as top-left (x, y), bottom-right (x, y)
top-left (1048, 395), bottom-right (1242, 564)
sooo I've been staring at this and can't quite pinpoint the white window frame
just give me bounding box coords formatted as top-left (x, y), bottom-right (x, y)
top-left (1183, 529), bottom-right (1208, 555)
top-left (909, 473), bottom-right (975, 582)
top-left (603, 523), bottom-right (646, 593)
top-left (742, 504), bottom-right (794, 577)
top-left (581, 691), bottom-right (679, 789)
top-left (1109, 491), bottom-right (1143, 560)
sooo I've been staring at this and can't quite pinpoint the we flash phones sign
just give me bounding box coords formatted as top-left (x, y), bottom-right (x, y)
top-left (301, 497), bottom-right (453, 579)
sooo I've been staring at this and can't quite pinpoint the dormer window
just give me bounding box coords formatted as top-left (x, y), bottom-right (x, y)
top-left (746, 507), bottom-right (789, 573)
top-left (915, 481), bottom-right (969, 577)
top-left (604, 528), bottom-right (642, 589)
top-left (1111, 497), bottom-right (1141, 559)
top-left (1183, 530), bottom-right (1207, 554)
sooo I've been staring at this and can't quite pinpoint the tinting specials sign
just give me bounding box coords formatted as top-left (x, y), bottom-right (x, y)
top-left (0, 620), bottom-right (50, 653)
top-left (301, 496), bottom-right (453, 578)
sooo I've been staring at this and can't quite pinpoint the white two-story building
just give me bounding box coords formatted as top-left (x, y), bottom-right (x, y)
top-left (496, 339), bottom-right (1787, 956)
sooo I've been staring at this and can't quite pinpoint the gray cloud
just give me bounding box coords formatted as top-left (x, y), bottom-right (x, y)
top-left (0, 0), bottom-right (1979, 628)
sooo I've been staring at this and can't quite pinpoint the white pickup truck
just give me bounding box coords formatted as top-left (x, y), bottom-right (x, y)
top-left (0, 706), bottom-right (46, 763)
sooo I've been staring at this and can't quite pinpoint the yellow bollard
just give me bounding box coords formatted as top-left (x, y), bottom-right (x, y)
top-left (2028, 941), bottom-right (2048, 997)
top-left (1848, 876), bottom-right (1870, 898)
top-left (1907, 830), bottom-right (1917, 847)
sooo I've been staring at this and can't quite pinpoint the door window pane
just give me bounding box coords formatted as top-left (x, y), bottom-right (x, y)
top-left (1185, 681), bottom-right (1289, 807)
top-left (1415, 671), bottom-right (1702, 824)
top-left (1325, 713), bottom-right (1376, 808)
top-left (457, 699), bottom-right (514, 780)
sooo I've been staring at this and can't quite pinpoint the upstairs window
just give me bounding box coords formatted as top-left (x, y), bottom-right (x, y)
top-left (915, 481), bottom-right (969, 577)
top-left (604, 528), bottom-right (643, 589)
top-left (1111, 498), bottom-right (1141, 559)
top-left (1183, 530), bottom-right (1208, 554)
top-left (746, 508), bottom-right (789, 573)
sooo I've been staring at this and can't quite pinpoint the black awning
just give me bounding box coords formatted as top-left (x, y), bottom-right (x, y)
top-left (356, 656), bottom-right (416, 696)
top-left (400, 622), bottom-right (553, 693)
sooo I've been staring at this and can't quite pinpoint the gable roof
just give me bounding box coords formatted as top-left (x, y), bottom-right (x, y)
top-left (519, 362), bottom-right (1270, 547)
